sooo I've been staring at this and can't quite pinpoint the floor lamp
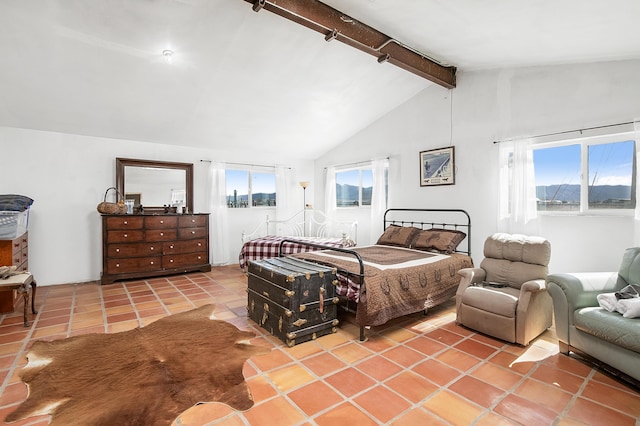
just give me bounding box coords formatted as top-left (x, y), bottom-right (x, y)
top-left (299, 181), bottom-right (309, 236)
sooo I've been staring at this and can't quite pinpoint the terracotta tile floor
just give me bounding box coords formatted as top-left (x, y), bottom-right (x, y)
top-left (0, 266), bottom-right (639, 425)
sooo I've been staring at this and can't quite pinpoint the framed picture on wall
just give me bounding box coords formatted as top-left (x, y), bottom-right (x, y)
top-left (419, 146), bottom-right (455, 186)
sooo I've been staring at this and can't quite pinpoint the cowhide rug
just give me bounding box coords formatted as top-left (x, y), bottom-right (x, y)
top-left (5, 304), bottom-right (270, 425)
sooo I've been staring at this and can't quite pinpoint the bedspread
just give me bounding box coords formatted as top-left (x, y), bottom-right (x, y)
top-left (294, 245), bottom-right (473, 327)
top-left (239, 235), bottom-right (355, 270)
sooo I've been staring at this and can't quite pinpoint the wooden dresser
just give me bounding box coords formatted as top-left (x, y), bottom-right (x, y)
top-left (0, 231), bottom-right (29, 313)
top-left (101, 214), bottom-right (211, 284)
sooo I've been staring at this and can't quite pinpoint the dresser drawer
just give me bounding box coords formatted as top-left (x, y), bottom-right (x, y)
top-left (178, 227), bottom-right (208, 240)
top-left (105, 216), bottom-right (144, 230)
top-left (20, 247), bottom-right (28, 265)
top-left (107, 243), bottom-right (163, 258)
top-left (145, 216), bottom-right (178, 229)
top-left (178, 215), bottom-right (207, 228)
top-left (106, 256), bottom-right (163, 274)
top-left (101, 213), bottom-right (210, 284)
top-left (163, 252), bottom-right (208, 269)
top-left (107, 230), bottom-right (144, 243)
top-left (163, 239), bottom-right (207, 254)
top-left (12, 238), bottom-right (22, 255)
top-left (145, 229), bottom-right (177, 242)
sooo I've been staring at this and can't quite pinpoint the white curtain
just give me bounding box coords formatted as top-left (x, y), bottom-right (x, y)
top-left (369, 158), bottom-right (388, 242)
top-left (208, 162), bottom-right (230, 265)
top-left (324, 166), bottom-right (337, 223)
top-left (498, 138), bottom-right (539, 235)
top-left (275, 166), bottom-right (296, 221)
top-left (634, 121), bottom-right (640, 245)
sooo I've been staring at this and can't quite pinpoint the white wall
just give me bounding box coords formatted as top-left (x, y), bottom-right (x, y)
top-left (315, 59), bottom-right (640, 273)
top-left (0, 127), bottom-right (312, 285)
top-left (3, 59), bottom-right (639, 285)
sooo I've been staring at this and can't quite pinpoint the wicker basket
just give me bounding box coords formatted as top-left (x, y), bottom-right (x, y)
top-left (97, 187), bottom-right (128, 214)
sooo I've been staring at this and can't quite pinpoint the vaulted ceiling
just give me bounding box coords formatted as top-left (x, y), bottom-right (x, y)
top-left (1, 0), bottom-right (639, 159)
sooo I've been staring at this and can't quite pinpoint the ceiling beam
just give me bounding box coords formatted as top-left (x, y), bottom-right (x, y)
top-left (243, 0), bottom-right (456, 89)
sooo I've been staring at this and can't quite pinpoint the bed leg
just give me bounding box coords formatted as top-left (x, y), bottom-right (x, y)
top-left (359, 326), bottom-right (365, 341)
top-left (422, 308), bottom-right (428, 316)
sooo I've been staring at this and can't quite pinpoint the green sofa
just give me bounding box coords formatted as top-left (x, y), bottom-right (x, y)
top-left (546, 247), bottom-right (640, 384)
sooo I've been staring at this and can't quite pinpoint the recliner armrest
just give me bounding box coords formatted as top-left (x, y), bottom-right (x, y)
top-left (520, 279), bottom-right (546, 293)
top-left (457, 268), bottom-right (486, 289)
top-left (455, 268), bottom-right (486, 310)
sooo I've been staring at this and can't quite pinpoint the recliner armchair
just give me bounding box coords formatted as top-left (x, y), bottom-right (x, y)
top-left (456, 233), bottom-right (552, 346)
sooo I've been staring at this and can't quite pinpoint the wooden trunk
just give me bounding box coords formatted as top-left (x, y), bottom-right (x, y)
top-left (247, 257), bottom-right (339, 347)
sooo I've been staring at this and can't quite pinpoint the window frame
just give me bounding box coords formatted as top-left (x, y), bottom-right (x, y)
top-left (533, 131), bottom-right (636, 216)
top-left (334, 165), bottom-right (378, 209)
top-left (225, 167), bottom-right (277, 209)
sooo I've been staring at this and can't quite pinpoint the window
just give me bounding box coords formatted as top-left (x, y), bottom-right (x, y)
top-left (533, 134), bottom-right (636, 212)
top-left (335, 167), bottom-right (374, 207)
top-left (225, 169), bottom-right (276, 208)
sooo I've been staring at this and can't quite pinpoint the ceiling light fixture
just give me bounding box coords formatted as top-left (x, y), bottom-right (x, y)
top-left (162, 49), bottom-right (174, 64)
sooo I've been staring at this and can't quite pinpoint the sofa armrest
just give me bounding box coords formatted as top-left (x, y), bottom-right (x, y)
top-left (547, 272), bottom-right (620, 310)
top-left (546, 272), bottom-right (619, 345)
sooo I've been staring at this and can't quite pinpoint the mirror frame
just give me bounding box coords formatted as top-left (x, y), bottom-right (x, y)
top-left (116, 158), bottom-right (194, 213)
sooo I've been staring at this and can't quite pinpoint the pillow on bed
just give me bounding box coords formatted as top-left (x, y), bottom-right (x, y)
top-left (376, 225), bottom-right (420, 247)
top-left (411, 228), bottom-right (466, 254)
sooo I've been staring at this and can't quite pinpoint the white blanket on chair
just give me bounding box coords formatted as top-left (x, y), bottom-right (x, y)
top-left (597, 291), bottom-right (640, 318)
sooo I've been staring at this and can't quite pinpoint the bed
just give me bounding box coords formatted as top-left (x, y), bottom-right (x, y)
top-left (284, 208), bottom-right (473, 341)
top-left (239, 209), bottom-right (357, 270)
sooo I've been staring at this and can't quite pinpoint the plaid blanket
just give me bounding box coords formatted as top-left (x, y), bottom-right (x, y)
top-left (239, 235), bottom-right (355, 270)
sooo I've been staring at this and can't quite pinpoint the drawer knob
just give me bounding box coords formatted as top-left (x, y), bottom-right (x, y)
top-left (197, 243), bottom-right (202, 247)
top-left (160, 232), bottom-right (164, 236)
top-left (123, 234), bottom-right (128, 238)
top-left (150, 247), bottom-right (154, 251)
top-left (170, 259), bottom-right (174, 263)
top-left (169, 245), bottom-right (174, 249)
top-left (197, 256), bottom-right (202, 260)
top-left (150, 261), bottom-right (154, 265)
top-left (191, 231), bottom-right (195, 234)
top-left (115, 248), bottom-right (120, 253)
top-left (160, 220), bottom-right (164, 224)
top-left (116, 263), bottom-right (120, 267)
top-left (191, 219), bottom-right (195, 223)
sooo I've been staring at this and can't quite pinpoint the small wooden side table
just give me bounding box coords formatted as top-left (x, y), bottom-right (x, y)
top-left (0, 273), bottom-right (37, 327)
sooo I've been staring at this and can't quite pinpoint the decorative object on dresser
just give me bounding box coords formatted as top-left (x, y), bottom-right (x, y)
top-left (247, 257), bottom-right (339, 347)
top-left (96, 187), bottom-right (128, 214)
top-left (101, 213), bottom-right (211, 284)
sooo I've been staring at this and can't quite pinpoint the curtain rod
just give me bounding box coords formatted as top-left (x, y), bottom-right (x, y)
top-left (200, 160), bottom-right (291, 169)
top-left (492, 120), bottom-right (638, 144)
top-left (324, 157), bottom-right (390, 170)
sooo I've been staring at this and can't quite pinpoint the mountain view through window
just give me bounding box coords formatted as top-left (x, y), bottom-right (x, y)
top-left (534, 139), bottom-right (635, 211)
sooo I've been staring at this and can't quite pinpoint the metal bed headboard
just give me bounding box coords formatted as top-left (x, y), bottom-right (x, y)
top-left (383, 208), bottom-right (471, 257)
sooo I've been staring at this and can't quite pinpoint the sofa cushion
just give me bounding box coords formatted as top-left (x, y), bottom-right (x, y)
top-left (574, 307), bottom-right (640, 353)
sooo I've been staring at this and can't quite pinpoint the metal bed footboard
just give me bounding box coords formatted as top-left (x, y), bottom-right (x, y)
top-left (278, 238), bottom-right (368, 340)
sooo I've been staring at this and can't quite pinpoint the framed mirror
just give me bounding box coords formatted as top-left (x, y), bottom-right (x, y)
top-left (116, 158), bottom-right (194, 213)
